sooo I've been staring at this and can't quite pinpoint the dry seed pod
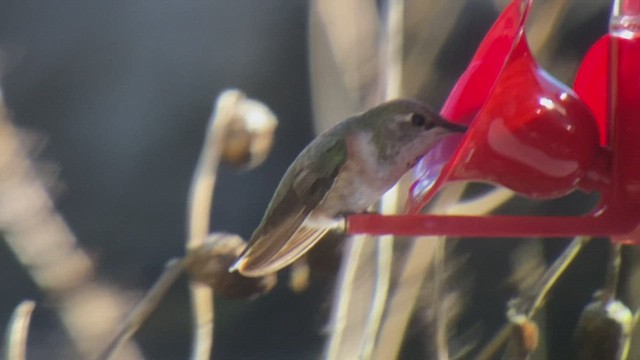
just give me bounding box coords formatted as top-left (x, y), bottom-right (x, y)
top-left (186, 233), bottom-right (276, 299)
top-left (216, 89), bottom-right (278, 169)
top-left (504, 312), bottom-right (539, 360)
top-left (574, 297), bottom-right (632, 360)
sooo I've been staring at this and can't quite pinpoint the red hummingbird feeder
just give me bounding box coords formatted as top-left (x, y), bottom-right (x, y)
top-left (347, 0), bottom-right (640, 243)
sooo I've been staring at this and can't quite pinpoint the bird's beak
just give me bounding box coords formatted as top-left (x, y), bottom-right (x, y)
top-left (437, 116), bottom-right (467, 133)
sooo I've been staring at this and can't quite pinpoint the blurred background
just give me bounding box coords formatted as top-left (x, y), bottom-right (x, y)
top-left (0, 0), bottom-right (631, 359)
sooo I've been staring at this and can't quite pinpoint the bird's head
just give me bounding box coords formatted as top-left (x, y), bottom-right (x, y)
top-left (359, 99), bottom-right (466, 163)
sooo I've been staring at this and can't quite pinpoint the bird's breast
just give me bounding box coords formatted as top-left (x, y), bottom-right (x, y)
top-left (314, 133), bottom-right (399, 217)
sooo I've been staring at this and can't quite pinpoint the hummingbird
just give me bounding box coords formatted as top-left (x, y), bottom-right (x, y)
top-left (230, 99), bottom-right (466, 277)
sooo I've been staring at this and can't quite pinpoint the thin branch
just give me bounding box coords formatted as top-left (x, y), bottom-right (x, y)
top-left (359, 234), bottom-right (393, 359)
top-left (519, 236), bottom-right (591, 318)
top-left (184, 90), bottom-right (241, 360)
top-left (476, 236), bottom-right (591, 360)
top-left (4, 300), bottom-right (36, 360)
top-left (601, 243), bottom-right (622, 303)
top-left (97, 259), bottom-right (186, 360)
top-left (433, 238), bottom-right (449, 360)
top-left (381, 0), bottom-right (404, 100)
top-left (359, 0), bottom-right (405, 357)
top-left (373, 183), bottom-right (512, 360)
top-left (324, 235), bottom-right (368, 360)
top-left (188, 283), bottom-right (214, 360)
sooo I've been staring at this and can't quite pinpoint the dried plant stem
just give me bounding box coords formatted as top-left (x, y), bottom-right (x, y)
top-left (602, 242), bottom-right (622, 302)
top-left (381, 0), bottom-right (404, 100)
top-left (520, 236), bottom-right (590, 317)
top-left (360, 234), bottom-right (393, 359)
top-left (188, 283), bottom-right (214, 360)
top-left (403, 0), bottom-right (465, 97)
top-left (434, 238), bottom-right (449, 360)
top-left (0, 95), bottom-right (142, 359)
top-left (308, 0), bottom-right (380, 133)
top-left (185, 92), bottom-right (242, 360)
top-left (359, 0), bottom-right (405, 356)
top-left (476, 236), bottom-right (591, 360)
top-left (4, 300), bottom-right (35, 360)
top-left (373, 183), bottom-right (512, 360)
top-left (99, 91), bottom-right (250, 360)
top-left (527, 0), bottom-right (572, 57)
top-left (372, 185), bottom-right (467, 360)
top-left (324, 235), bottom-right (368, 360)
top-left (97, 259), bottom-right (186, 360)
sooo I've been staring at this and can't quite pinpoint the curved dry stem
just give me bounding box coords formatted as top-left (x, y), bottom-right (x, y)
top-left (4, 300), bottom-right (36, 360)
top-left (97, 259), bottom-right (186, 360)
top-left (184, 91), bottom-right (241, 360)
top-left (185, 89), bottom-right (276, 359)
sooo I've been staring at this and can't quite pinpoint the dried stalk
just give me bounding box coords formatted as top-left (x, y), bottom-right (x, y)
top-left (98, 89), bottom-right (276, 360)
top-left (602, 243), bottom-right (622, 302)
top-left (4, 300), bottom-right (35, 360)
top-left (97, 259), bottom-right (186, 360)
top-left (433, 237), bottom-right (450, 360)
top-left (402, 0), bottom-right (465, 98)
top-left (0, 93), bottom-right (142, 359)
top-left (358, 0), bottom-right (405, 358)
top-left (324, 236), bottom-right (369, 360)
top-left (309, 0), bottom-right (380, 133)
top-left (311, 0), bottom-right (387, 357)
top-left (359, 234), bottom-right (393, 359)
top-left (184, 90), bottom-right (243, 360)
top-left (526, 0), bottom-right (572, 60)
top-left (372, 183), bottom-right (515, 360)
top-left (476, 236), bottom-right (591, 360)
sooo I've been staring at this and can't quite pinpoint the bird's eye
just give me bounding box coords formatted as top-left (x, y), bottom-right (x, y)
top-left (410, 113), bottom-right (426, 127)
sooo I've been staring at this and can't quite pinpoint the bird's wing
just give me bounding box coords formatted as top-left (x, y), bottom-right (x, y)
top-left (238, 225), bottom-right (331, 277)
top-left (231, 136), bottom-right (347, 277)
